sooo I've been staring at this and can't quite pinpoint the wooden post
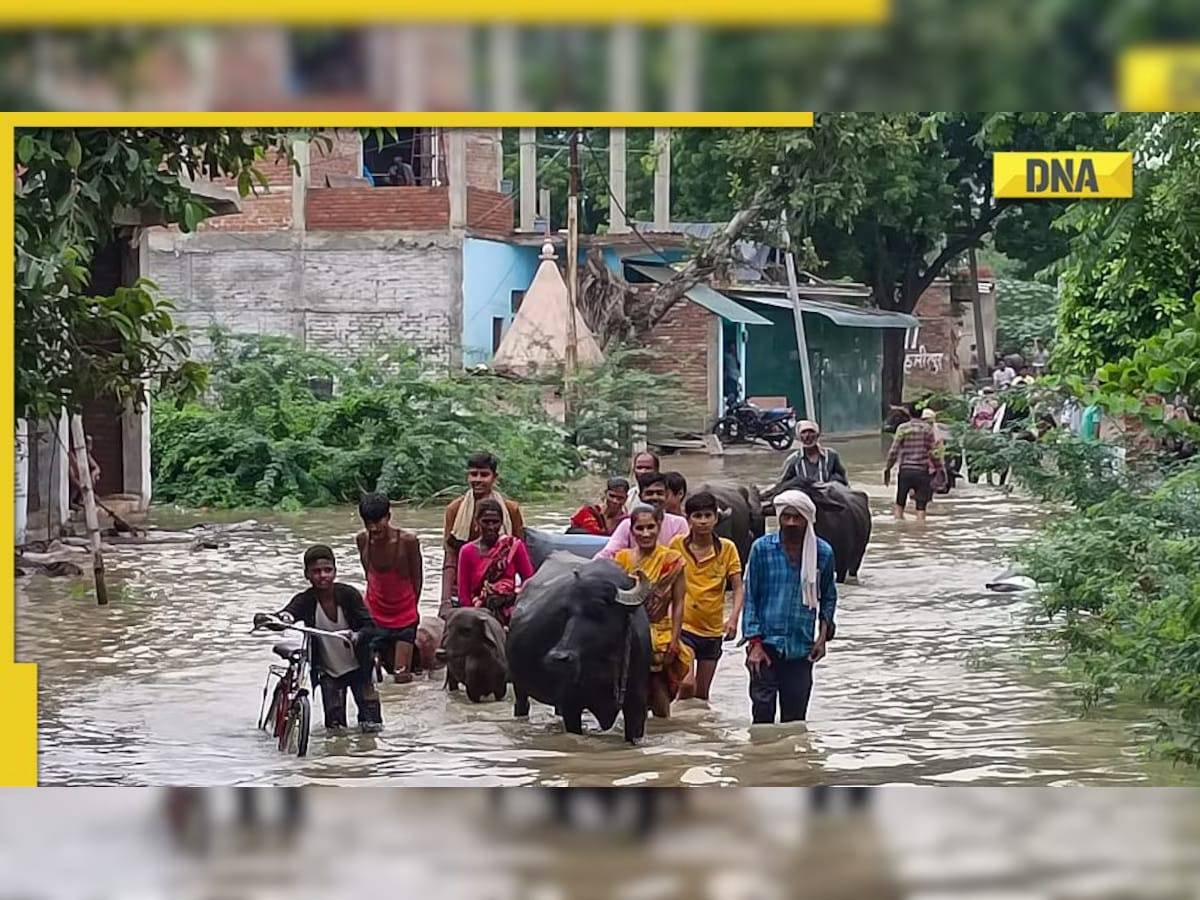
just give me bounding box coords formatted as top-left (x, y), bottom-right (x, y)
top-left (69, 414), bottom-right (108, 605)
top-left (783, 233), bottom-right (817, 422)
top-left (968, 243), bottom-right (989, 380)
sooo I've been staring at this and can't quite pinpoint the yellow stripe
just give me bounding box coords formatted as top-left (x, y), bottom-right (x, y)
top-left (0, 120), bottom-right (38, 785)
top-left (0, 1), bottom-right (888, 25)
top-left (8, 112), bottom-right (813, 128)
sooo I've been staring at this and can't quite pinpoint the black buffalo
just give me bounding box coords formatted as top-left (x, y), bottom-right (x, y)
top-left (696, 481), bottom-right (765, 567)
top-left (506, 552), bottom-right (652, 743)
top-left (761, 477), bottom-right (872, 583)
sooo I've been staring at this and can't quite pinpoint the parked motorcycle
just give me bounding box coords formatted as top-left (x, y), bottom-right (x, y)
top-left (712, 398), bottom-right (796, 451)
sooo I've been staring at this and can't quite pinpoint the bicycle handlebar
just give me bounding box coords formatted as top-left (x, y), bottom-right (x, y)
top-left (252, 614), bottom-right (354, 647)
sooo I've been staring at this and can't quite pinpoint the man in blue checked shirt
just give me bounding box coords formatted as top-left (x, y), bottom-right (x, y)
top-left (740, 490), bottom-right (837, 724)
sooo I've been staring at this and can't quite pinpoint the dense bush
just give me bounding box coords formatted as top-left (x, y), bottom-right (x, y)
top-left (974, 426), bottom-right (1200, 766)
top-left (152, 332), bottom-right (580, 509)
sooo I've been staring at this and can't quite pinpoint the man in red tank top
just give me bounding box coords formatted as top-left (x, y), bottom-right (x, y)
top-left (357, 493), bottom-right (423, 684)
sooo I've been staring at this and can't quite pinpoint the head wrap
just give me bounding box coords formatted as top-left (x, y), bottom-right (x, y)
top-left (797, 419), bottom-right (820, 435)
top-left (772, 490), bottom-right (819, 614)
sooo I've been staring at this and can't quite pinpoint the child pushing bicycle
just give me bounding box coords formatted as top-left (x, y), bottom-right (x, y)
top-left (253, 545), bottom-right (384, 733)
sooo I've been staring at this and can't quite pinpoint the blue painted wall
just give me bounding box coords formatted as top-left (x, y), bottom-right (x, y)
top-left (462, 238), bottom-right (541, 366)
top-left (461, 240), bottom-right (689, 366)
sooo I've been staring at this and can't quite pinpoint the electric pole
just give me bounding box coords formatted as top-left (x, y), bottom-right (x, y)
top-left (566, 129), bottom-right (581, 379)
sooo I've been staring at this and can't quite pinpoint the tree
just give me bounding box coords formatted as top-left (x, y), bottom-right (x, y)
top-left (1053, 114), bottom-right (1200, 376)
top-left (723, 112), bottom-right (1131, 411)
top-left (15, 127), bottom-right (308, 420)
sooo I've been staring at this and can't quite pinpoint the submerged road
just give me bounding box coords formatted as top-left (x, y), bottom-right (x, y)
top-left (17, 437), bottom-right (1198, 785)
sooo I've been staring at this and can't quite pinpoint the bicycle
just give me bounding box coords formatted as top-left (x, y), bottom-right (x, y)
top-left (252, 614), bottom-right (353, 758)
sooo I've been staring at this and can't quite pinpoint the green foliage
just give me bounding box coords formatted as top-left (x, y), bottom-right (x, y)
top-left (568, 346), bottom-right (695, 474)
top-left (1053, 114), bottom-right (1200, 376)
top-left (153, 332), bottom-right (581, 510)
top-left (1000, 442), bottom-right (1200, 765)
top-left (14, 127), bottom-right (302, 418)
top-left (995, 279), bottom-right (1059, 358)
top-left (1093, 293), bottom-right (1200, 412)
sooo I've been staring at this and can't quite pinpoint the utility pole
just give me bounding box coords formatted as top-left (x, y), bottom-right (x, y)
top-left (565, 129), bottom-right (581, 379)
top-left (968, 243), bottom-right (989, 381)
top-left (781, 214), bottom-right (816, 422)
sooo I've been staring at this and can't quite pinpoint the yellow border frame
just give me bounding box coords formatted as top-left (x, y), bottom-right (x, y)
top-left (0, 110), bottom-right (811, 786)
top-left (0, 1), bottom-right (888, 25)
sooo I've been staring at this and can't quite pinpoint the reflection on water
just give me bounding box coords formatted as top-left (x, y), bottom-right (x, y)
top-left (16, 438), bottom-right (1198, 785)
top-left (1, 788), bottom-right (1198, 899)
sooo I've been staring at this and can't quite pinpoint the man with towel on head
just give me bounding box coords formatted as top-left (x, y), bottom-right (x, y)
top-left (779, 420), bottom-right (849, 485)
top-left (441, 451), bottom-right (525, 617)
top-left (740, 490), bottom-right (837, 724)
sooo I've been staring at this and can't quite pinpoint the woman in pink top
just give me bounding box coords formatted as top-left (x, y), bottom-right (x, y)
top-left (596, 471), bottom-right (689, 559)
top-left (457, 498), bottom-right (534, 627)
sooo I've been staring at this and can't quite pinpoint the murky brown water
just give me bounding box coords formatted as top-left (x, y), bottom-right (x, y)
top-left (17, 438), bottom-right (1199, 785)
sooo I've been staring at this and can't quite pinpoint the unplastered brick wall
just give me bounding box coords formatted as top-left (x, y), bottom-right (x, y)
top-left (466, 187), bottom-right (514, 237)
top-left (309, 131), bottom-right (364, 185)
top-left (639, 299), bottom-right (714, 430)
top-left (145, 229), bottom-right (460, 365)
top-left (306, 186), bottom-right (450, 230)
top-left (465, 129), bottom-right (502, 190)
top-left (198, 190), bottom-right (294, 231)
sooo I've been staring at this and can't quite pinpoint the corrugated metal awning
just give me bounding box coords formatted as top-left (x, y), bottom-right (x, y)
top-left (627, 264), bottom-right (772, 326)
top-left (732, 291), bottom-right (918, 330)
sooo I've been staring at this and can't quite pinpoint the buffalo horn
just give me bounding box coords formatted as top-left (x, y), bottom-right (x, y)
top-left (616, 571), bottom-right (651, 606)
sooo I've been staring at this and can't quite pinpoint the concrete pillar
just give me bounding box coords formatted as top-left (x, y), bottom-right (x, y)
top-left (519, 127), bottom-right (537, 231)
top-left (488, 24), bottom-right (520, 110)
top-left (608, 24), bottom-right (641, 110)
top-left (448, 129), bottom-right (467, 230)
top-left (668, 25), bottom-right (700, 111)
top-left (654, 127), bottom-right (671, 228)
top-left (291, 138), bottom-right (309, 232)
top-left (397, 28), bottom-right (426, 110)
top-left (29, 411), bottom-right (70, 540)
top-left (538, 188), bottom-right (551, 232)
top-left (121, 394), bottom-right (151, 511)
top-left (15, 419), bottom-right (29, 546)
top-left (609, 127), bottom-right (629, 234)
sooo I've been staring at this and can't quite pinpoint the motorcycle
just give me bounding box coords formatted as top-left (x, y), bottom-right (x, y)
top-left (712, 398), bottom-right (796, 451)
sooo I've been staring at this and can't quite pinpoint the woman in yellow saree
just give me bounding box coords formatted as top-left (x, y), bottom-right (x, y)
top-left (614, 504), bottom-right (693, 719)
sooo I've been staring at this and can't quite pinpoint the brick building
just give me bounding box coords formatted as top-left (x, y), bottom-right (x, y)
top-left (902, 273), bottom-right (997, 398)
top-left (145, 128), bottom-right (511, 366)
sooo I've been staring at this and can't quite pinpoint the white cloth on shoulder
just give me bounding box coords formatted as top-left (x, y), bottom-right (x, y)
top-left (450, 489), bottom-right (513, 542)
top-left (772, 489), bottom-right (819, 613)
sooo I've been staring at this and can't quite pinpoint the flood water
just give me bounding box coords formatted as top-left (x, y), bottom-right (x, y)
top-left (17, 437), bottom-right (1200, 786)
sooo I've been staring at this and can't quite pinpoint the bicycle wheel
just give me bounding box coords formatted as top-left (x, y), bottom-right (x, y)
top-left (260, 677), bottom-right (285, 734)
top-left (280, 694), bottom-right (311, 757)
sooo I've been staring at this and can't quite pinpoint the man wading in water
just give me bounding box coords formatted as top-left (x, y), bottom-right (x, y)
top-left (442, 451), bottom-right (525, 616)
top-left (883, 406), bottom-right (938, 522)
top-left (741, 491), bottom-right (837, 725)
top-left (357, 493), bottom-right (423, 684)
top-left (779, 420), bottom-right (849, 485)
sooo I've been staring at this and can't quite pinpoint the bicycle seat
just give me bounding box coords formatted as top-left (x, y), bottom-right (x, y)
top-left (272, 642), bottom-right (301, 660)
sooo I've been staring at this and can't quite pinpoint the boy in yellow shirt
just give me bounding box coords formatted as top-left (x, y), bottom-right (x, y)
top-left (670, 490), bottom-right (745, 701)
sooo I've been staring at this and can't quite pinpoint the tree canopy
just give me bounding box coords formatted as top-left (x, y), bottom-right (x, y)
top-left (14, 127), bottom-right (303, 419)
top-left (1052, 113), bottom-right (1200, 377)
top-left (722, 112), bottom-right (1131, 405)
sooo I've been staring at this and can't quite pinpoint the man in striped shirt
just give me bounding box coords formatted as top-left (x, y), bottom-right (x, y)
top-left (883, 406), bottom-right (938, 522)
top-left (741, 491), bottom-right (837, 725)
